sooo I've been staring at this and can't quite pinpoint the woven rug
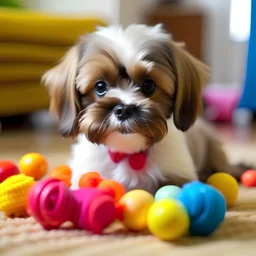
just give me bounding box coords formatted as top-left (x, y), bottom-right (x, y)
top-left (1, 186), bottom-right (256, 256)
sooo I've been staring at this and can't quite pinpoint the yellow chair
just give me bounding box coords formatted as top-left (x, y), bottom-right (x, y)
top-left (0, 8), bottom-right (107, 116)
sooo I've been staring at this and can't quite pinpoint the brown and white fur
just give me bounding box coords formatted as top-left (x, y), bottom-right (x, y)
top-left (42, 24), bottom-right (244, 193)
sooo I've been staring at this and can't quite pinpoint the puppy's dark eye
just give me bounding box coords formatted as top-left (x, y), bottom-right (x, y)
top-left (141, 79), bottom-right (156, 97)
top-left (95, 81), bottom-right (107, 97)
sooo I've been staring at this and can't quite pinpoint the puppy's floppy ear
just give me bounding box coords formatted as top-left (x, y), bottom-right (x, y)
top-left (42, 45), bottom-right (81, 136)
top-left (171, 42), bottom-right (210, 131)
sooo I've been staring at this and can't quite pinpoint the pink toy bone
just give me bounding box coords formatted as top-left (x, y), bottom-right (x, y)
top-left (27, 178), bottom-right (117, 234)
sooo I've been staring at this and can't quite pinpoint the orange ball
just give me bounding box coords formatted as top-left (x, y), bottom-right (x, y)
top-left (98, 180), bottom-right (126, 202)
top-left (49, 165), bottom-right (72, 178)
top-left (79, 172), bottom-right (102, 188)
top-left (19, 153), bottom-right (48, 180)
top-left (49, 173), bottom-right (71, 187)
top-left (49, 165), bottom-right (72, 187)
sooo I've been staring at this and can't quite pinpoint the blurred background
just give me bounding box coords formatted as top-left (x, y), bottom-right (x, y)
top-left (0, 0), bottom-right (255, 139)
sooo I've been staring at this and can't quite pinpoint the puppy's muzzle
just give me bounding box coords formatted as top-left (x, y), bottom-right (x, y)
top-left (113, 104), bottom-right (137, 122)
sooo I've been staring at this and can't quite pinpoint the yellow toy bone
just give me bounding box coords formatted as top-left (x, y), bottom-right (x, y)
top-left (0, 174), bottom-right (35, 217)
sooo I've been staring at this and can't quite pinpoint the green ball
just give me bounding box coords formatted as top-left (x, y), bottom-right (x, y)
top-left (155, 185), bottom-right (181, 201)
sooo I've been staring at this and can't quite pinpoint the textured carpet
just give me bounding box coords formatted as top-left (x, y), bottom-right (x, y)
top-left (1, 186), bottom-right (256, 256)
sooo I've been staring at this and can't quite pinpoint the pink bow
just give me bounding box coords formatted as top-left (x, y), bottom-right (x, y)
top-left (108, 150), bottom-right (148, 171)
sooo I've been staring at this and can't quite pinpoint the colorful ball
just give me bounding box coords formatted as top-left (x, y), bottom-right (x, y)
top-left (19, 153), bottom-right (48, 180)
top-left (0, 160), bottom-right (19, 183)
top-left (206, 172), bottom-right (238, 207)
top-left (98, 180), bottom-right (126, 202)
top-left (49, 165), bottom-right (72, 187)
top-left (119, 190), bottom-right (154, 231)
top-left (241, 170), bottom-right (256, 187)
top-left (49, 165), bottom-right (72, 178)
top-left (79, 172), bottom-right (103, 188)
top-left (155, 185), bottom-right (181, 201)
top-left (177, 181), bottom-right (226, 236)
top-left (147, 199), bottom-right (189, 240)
top-left (49, 173), bottom-right (71, 187)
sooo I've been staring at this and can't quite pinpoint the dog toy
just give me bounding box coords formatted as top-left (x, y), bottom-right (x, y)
top-left (206, 172), bottom-right (238, 207)
top-left (118, 189), bottom-right (154, 231)
top-left (147, 199), bottom-right (189, 240)
top-left (27, 177), bottom-right (118, 234)
top-left (19, 152), bottom-right (48, 180)
top-left (176, 181), bottom-right (226, 236)
top-left (241, 170), bottom-right (256, 187)
top-left (0, 174), bottom-right (35, 217)
top-left (118, 182), bottom-right (226, 240)
top-left (0, 160), bottom-right (19, 183)
top-left (49, 165), bottom-right (72, 187)
top-left (79, 172), bottom-right (103, 188)
top-left (154, 185), bottom-right (181, 201)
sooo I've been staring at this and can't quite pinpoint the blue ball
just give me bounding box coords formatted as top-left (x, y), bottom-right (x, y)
top-left (176, 181), bottom-right (226, 236)
top-left (154, 185), bottom-right (181, 201)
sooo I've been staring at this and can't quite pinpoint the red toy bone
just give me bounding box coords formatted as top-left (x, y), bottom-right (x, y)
top-left (28, 178), bottom-right (118, 234)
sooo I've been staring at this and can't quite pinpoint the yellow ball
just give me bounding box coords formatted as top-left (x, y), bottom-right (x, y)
top-left (119, 190), bottom-right (154, 231)
top-left (206, 172), bottom-right (238, 207)
top-left (147, 199), bottom-right (189, 240)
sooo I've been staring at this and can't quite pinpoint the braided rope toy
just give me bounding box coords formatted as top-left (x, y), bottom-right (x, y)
top-left (0, 174), bottom-right (35, 217)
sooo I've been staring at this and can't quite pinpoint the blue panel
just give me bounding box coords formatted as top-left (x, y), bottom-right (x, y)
top-left (239, 0), bottom-right (256, 110)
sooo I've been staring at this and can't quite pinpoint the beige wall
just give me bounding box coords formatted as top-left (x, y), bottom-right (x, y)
top-left (118, 0), bottom-right (248, 85)
top-left (22, 0), bottom-right (248, 85)
top-left (22, 0), bottom-right (119, 24)
top-left (22, 0), bottom-right (156, 26)
top-left (186, 0), bottom-right (248, 85)
top-left (118, 0), bottom-right (155, 27)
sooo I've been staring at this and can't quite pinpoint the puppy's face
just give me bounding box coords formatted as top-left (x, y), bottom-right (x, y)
top-left (43, 24), bottom-right (210, 154)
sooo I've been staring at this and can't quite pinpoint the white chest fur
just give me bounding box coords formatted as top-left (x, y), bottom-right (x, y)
top-left (69, 119), bottom-right (198, 192)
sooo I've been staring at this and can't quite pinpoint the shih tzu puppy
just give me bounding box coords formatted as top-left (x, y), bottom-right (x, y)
top-left (42, 24), bottom-right (244, 193)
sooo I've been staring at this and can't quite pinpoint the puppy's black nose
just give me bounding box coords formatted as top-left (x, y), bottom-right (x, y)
top-left (113, 104), bottom-right (136, 121)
